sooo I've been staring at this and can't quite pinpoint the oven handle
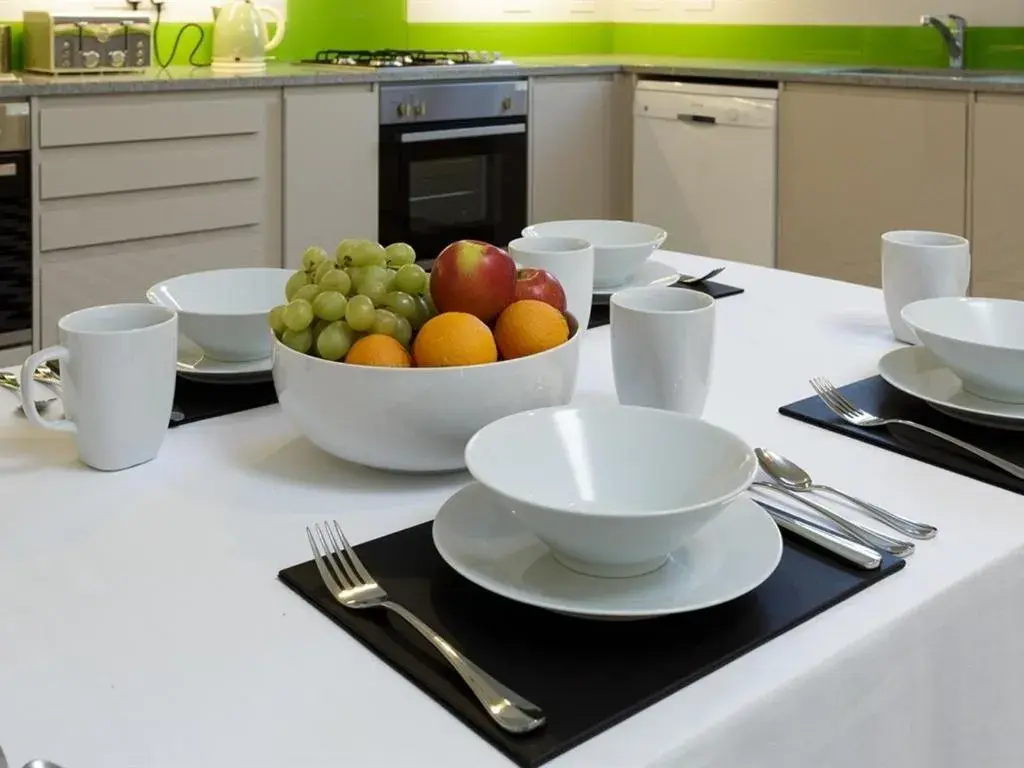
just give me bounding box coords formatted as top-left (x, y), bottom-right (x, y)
top-left (399, 123), bottom-right (526, 144)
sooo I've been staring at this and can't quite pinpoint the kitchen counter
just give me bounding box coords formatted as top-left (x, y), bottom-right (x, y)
top-left (4, 56), bottom-right (1024, 98)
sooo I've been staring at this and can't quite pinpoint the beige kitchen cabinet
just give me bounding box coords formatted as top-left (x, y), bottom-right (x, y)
top-left (283, 84), bottom-right (379, 269)
top-left (778, 83), bottom-right (968, 287)
top-left (33, 90), bottom-right (283, 347)
top-left (528, 74), bottom-right (632, 224)
top-left (970, 94), bottom-right (1024, 300)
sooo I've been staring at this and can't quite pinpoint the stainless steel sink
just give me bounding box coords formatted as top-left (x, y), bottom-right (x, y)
top-left (838, 66), bottom-right (1024, 81)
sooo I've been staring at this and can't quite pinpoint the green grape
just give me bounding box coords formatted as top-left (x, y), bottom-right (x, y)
top-left (268, 305), bottom-right (287, 338)
top-left (317, 320), bottom-right (357, 361)
top-left (385, 242), bottom-right (416, 267)
top-left (283, 298), bottom-right (314, 332)
top-left (335, 238), bottom-right (360, 265)
top-left (285, 270), bottom-right (310, 302)
top-left (312, 291), bottom-right (348, 322)
top-left (345, 266), bottom-right (363, 287)
top-left (395, 263), bottom-right (428, 295)
top-left (281, 327), bottom-right (313, 354)
top-left (314, 259), bottom-right (338, 284)
top-left (310, 319), bottom-right (329, 349)
top-left (371, 308), bottom-right (399, 337)
top-left (301, 246), bottom-right (330, 273)
top-left (424, 290), bottom-right (437, 317)
top-left (393, 316), bottom-right (413, 348)
top-left (319, 268), bottom-right (352, 296)
top-left (383, 268), bottom-right (398, 292)
top-left (384, 291), bottom-right (417, 320)
top-left (351, 240), bottom-right (387, 267)
top-left (292, 283), bottom-right (321, 305)
top-left (357, 266), bottom-right (390, 306)
top-left (410, 295), bottom-right (431, 330)
top-left (345, 294), bottom-right (376, 332)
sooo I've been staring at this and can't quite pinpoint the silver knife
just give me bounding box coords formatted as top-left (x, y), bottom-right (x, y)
top-left (752, 495), bottom-right (883, 570)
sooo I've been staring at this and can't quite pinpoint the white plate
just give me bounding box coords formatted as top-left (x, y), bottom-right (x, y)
top-left (431, 482), bottom-right (782, 620)
top-left (592, 260), bottom-right (678, 297)
top-left (878, 345), bottom-right (1024, 430)
top-left (177, 338), bottom-right (272, 384)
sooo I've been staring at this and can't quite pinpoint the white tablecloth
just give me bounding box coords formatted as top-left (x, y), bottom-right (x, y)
top-left (2, 253), bottom-right (1023, 768)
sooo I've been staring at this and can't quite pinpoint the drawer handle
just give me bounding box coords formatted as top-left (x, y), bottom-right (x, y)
top-left (677, 113), bottom-right (717, 125)
top-left (0, 163), bottom-right (17, 177)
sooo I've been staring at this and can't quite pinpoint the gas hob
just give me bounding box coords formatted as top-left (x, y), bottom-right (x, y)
top-left (300, 49), bottom-right (511, 68)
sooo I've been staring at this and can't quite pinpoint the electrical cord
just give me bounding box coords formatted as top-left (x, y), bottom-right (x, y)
top-left (152, 1), bottom-right (211, 69)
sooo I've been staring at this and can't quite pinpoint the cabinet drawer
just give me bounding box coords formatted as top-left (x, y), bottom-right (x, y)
top-left (40, 134), bottom-right (264, 200)
top-left (40, 180), bottom-right (262, 251)
top-left (38, 92), bottom-right (268, 147)
top-left (40, 228), bottom-right (272, 346)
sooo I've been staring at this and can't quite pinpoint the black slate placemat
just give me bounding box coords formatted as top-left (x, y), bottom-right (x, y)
top-left (278, 503), bottom-right (904, 768)
top-left (168, 373), bottom-right (277, 428)
top-left (780, 376), bottom-right (1024, 496)
top-left (588, 279), bottom-right (744, 329)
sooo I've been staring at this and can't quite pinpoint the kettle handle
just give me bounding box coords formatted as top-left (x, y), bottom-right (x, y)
top-left (260, 5), bottom-right (285, 53)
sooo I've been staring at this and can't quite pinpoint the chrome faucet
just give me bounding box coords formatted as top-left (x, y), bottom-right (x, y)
top-left (921, 14), bottom-right (967, 69)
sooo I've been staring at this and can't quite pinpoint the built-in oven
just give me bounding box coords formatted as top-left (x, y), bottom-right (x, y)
top-left (378, 79), bottom-right (528, 263)
top-left (0, 102), bottom-right (31, 355)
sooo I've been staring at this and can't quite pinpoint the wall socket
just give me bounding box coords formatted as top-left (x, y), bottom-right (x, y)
top-left (502, 0), bottom-right (532, 14)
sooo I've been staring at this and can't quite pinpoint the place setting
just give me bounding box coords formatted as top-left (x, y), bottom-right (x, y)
top-left (273, 251), bottom-right (919, 767)
top-left (780, 230), bottom-right (1024, 495)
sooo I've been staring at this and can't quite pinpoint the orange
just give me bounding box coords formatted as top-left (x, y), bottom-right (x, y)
top-left (494, 300), bottom-right (570, 360)
top-left (412, 312), bottom-right (498, 367)
top-left (345, 334), bottom-right (412, 367)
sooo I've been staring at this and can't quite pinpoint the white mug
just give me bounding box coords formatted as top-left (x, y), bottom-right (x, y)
top-left (508, 236), bottom-right (595, 331)
top-left (610, 287), bottom-right (715, 416)
top-left (20, 303), bottom-right (179, 471)
top-left (882, 230), bottom-right (970, 344)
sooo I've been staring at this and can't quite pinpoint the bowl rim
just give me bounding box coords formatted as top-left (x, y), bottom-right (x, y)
top-left (272, 311), bottom-right (581, 373)
top-left (521, 220), bottom-right (668, 249)
top-left (464, 404), bottom-right (758, 518)
top-left (146, 267), bottom-right (293, 317)
top-left (901, 297), bottom-right (1024, 353)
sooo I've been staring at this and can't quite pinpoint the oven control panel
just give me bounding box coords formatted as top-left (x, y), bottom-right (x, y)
top-left (380, 80), bottom-right (528, 125)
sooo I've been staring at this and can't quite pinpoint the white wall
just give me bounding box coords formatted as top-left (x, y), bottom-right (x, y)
top-left (408, 0), bottom-right (1024, 26)
top-left (0, 0), bottom-right (285, 23)
top-left (407, 0), bottom-right (614, 23)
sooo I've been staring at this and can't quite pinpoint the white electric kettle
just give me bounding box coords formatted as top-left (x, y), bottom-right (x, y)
top-left (211, 0), bottom-right (285, 74)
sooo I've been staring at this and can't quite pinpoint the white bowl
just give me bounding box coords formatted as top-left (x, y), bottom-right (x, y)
top-left (901, 297), bottom-right (1024, 404)
top-left (147, 268), bottom-right (291, 362)
top-left (272, 318), bottom-right (582, 472)
top-left (522, 220), bottom-right (667, 289)
top-left (464, 404), bottom-right (757, 578)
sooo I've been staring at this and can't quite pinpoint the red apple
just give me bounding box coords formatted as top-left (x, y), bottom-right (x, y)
top-left (514, 268), bottom-right (567, 312)
top-left (431, 240), bottom-right (517, 322)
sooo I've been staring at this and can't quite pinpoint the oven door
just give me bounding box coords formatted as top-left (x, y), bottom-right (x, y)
top-left (0, 149), bottom-right (31, 350)
top-left (379, 117), bottom-right (528, 263)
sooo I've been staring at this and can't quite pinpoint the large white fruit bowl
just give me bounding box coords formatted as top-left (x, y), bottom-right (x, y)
top-left (901, 296), bottom-right (1024, 404)
top-left (522, 220), bottom-right (667, 289)
top-left (465, 403), bottom-right (758, 578)
top-left (272, 317), bottom-right (583, 472)
top-left (147, 268), bottom-right (291, 362)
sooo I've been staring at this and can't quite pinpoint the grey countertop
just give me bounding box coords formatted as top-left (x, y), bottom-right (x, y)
top-left (3, 55), bottom-right (1024, 99)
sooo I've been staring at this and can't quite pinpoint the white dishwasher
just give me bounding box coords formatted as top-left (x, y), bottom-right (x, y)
top-left (633, 81), bottom-right (779, 267)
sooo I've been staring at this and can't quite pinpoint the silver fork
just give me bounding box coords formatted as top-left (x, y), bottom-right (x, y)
top-left (677, 266), bottom-right (726, 285)
top-left (306, 521), bottom-right (546, 735)
top-left (811, 377), bottom-right (1024, 481)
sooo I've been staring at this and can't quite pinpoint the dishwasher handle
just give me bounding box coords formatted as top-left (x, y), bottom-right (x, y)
top-left (677, 112), bottom-right (717, 125)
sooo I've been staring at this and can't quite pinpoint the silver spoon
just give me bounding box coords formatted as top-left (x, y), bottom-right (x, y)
top-left (0, 377), bottom-right (57, 415)
top-left (23, 761), bottom-right (67, 768)
top-left (677, 266), bottom-right (726, 284)
top-left (1, 744), bottom-right (8, 768)
top-left (756, 448), bottom-right (937, 540)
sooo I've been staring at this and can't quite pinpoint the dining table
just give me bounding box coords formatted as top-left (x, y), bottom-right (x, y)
top-left (2, 250), bottom-right (1023, 768)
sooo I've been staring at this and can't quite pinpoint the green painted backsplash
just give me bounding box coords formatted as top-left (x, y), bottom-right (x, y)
top-left (4, 7), bottom-right (1024, 71)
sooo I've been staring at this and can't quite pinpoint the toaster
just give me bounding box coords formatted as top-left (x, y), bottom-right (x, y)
top-left (23, 11), bottom-right (152, 74)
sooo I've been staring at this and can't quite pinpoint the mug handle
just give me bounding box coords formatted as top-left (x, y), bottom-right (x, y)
top-left (20, 346), bottom-right (75, 433)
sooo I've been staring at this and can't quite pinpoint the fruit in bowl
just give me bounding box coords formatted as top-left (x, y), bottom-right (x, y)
top-left (268, 238), bottom-right (573, 368)
top-left (269, 238), bottom-right (582, 472)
